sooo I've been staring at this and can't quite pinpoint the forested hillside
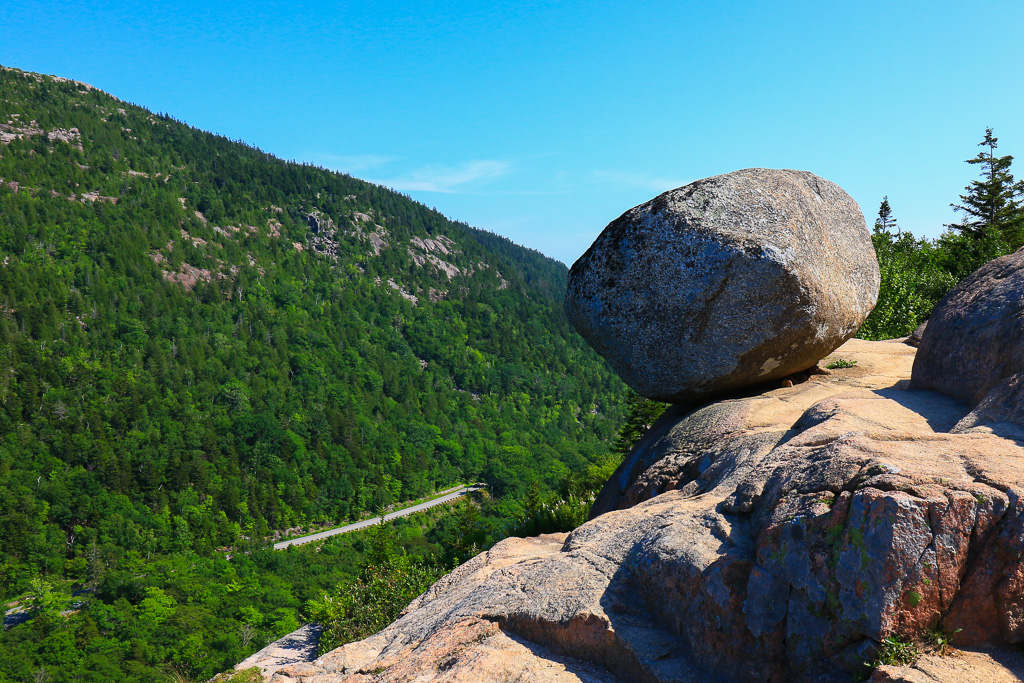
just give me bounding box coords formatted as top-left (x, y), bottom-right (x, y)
top-left (0, 66), bottom-right (625, 681)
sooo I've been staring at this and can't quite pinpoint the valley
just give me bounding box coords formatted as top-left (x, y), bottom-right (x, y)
top-left (0, 65), bottom-right (628, 682)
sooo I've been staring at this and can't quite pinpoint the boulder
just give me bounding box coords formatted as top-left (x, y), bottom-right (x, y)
top-left (564, 168), bottom-right (879, 404)
top-left (904, 321), bottom-right (927, 348)
top-left (911, 246), bottom-right (1024, 406)
top-left (270, 339), bottom-right (1024, 682)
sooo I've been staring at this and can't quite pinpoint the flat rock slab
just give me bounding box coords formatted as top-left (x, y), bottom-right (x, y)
top-left (870, 646), bottom-right (1024, 683)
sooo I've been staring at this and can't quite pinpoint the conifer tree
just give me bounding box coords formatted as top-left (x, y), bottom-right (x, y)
top-left (612, 391), bottom-right (667, 455)
top-left (948, 128), bottom-right (1024, 249)
top-left (875, 196), bottom-right (898, 235)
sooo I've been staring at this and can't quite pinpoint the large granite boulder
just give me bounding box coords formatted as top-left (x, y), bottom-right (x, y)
top-left (564, 168), bottom-right (879, 403)
top-left (269, 339), bottom-right (1024, 683)
top-left (911, 246), bottom-right (1024, 406)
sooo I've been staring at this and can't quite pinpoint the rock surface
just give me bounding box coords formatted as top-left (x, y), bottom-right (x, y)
top-left (564, 168), bottom-right (879, 403)
top-left (911, 246), bottom-right (1024, 406)
top-left (868, 646), bottom-right (1024, 682)
top-left (905, 321), bottom-right (927, 348)
top-left (236, 623), bottom-right (322, 678)
top-left (952, 370), bottom-right (1024, 441)
top-left (268, 338), bottom-right (1024, 682)
top-left (271, 535), bottom-right (618, 683)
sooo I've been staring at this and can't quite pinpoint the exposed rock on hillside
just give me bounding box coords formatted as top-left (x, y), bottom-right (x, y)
top-left (565, 168), bottom-right (879, 404)
top-left (345, 210), bottom-right (391, 256)
top-left (267, 337), bottom-right (1024, 682)
top-left (911, 246), bottom-right (1024, 406)
top-left (408, 234), bottom-right (463, 278)
top-left (304, 210), bottom-right (341, 259)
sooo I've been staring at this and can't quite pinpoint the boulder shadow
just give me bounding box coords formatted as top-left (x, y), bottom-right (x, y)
top-left (873, 386), bottom-right (970, 434)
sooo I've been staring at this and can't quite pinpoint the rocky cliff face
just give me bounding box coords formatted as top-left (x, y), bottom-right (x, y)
top-left (261, 337), bottom-right (1024, 682)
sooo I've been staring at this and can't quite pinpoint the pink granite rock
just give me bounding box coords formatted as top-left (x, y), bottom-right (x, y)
top-left (269, 340), bottom-right (1024, 682)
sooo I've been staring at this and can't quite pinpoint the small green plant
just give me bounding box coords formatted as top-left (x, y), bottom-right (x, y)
top-left (867, 636), bottom-right (920, 668)
top-left (927, 627), bottom-right (962, 656)
top-left (826, 358), bottom-right (858, 369)
top-left (816, 493), bottom-right (836, 508)
top-left (908, 590), bottom-right (923, 607)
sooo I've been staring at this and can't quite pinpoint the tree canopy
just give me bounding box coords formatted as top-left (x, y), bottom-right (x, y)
top-left (948, 127), bottom-right (1024, 249)
top-left (860, 128), bottom-right (1024, 341)
top-left (0, 65), bottom-right (627, 683)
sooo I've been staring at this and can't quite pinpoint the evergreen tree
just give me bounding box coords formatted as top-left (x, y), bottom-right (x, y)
top-left (875, 196), bottom-right (898, 235)
top-left (948, 127), bottom-right (1024, 249)
top-left (612, 391), bottom-right (668, 455)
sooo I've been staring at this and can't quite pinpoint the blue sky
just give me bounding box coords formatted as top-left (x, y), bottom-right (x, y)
top-left (2, 0), bottom-right (1023, 265)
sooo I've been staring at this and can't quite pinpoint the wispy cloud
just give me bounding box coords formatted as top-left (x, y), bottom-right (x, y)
top-left (374, 160), bottom-right (510, 193)
top-left (590, 170), bottom-right (688, 193)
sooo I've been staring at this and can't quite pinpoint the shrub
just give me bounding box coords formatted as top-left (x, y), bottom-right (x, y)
top-left (867, 636), bottom-right (920, 668)
top-left (306, 523), bottom-right (445, 654)
top-left (858, 229), bottom-right (957, 341)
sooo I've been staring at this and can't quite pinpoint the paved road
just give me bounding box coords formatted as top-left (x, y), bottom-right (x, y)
top-left (274, 485), bottom-right (481, 550)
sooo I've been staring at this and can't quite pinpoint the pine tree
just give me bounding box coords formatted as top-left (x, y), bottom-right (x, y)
top-left (948, 128), bottom-right (1024, 249)
top-left (874, 196), bottom-right (898, 235)
top-left (612, 391), bottom-right (667, 455)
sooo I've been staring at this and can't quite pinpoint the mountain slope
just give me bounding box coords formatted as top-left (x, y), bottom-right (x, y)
top-left (0, 65), bottom-right (623, 582)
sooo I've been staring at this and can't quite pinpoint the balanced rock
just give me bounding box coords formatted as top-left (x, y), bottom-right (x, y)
top-left (565, 168), bottom-right (879, 403)
top-left (911, 246), bottom-right (1024, 406)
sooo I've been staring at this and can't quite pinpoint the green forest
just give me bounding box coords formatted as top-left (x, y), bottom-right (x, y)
top-left (0, 66), bottom-right (628, 682)
top-left (0, 63), bottom-right (1022, 683)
